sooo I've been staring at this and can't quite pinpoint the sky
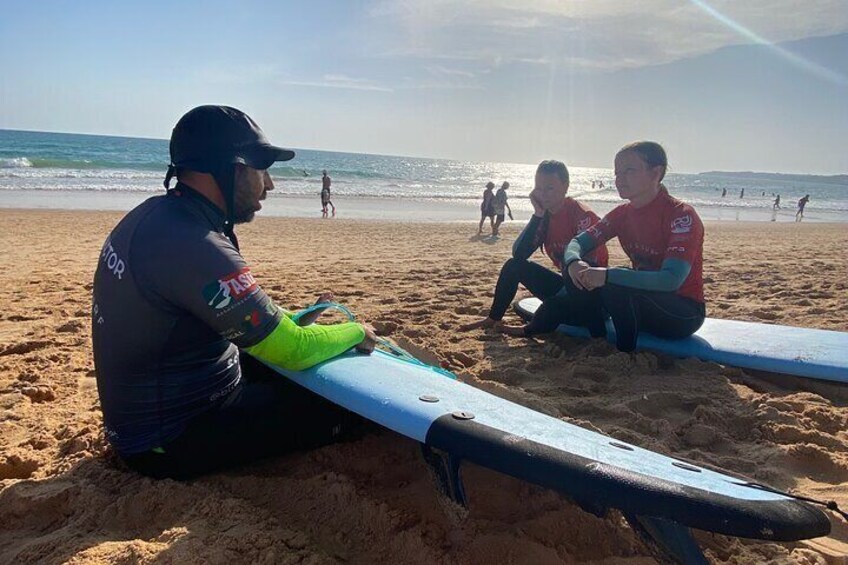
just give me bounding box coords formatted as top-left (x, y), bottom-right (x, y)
top-left (1, 0), bottom-right (846, 174)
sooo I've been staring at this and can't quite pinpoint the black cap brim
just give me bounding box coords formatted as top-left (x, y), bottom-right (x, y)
top-left (237, 144), bottom-right (296, 170)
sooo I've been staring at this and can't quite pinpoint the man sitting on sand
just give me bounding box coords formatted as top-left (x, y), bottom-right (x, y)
top-left (462, 160), bottom-right (608, 335)
top-left (92, 105), bottom-right (377, 480)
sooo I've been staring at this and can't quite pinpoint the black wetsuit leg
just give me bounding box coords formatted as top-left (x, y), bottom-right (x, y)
top-left (524, 273), bottom-right (607, 337)
top-left (488, 258), bottom-right (563, 321)
top-left (600, 285), bottom-right (706, 353)
top-left (122, 353), bottom-right (365, 480)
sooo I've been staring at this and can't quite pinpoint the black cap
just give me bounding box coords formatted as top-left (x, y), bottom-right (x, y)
top-left (169, 105), bottom-right (295, 173)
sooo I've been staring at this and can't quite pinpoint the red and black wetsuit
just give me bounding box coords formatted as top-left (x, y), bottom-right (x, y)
top-left (488, 198), bottom-right (608, 334)
top-left (565, 188), bottom-right (706, 351)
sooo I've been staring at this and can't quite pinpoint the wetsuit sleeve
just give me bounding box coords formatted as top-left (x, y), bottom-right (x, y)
top-left (135, 230), bottom-right (283, 347)
top-left (607, 259), bottom-right (692, 291)
top-left (512, 214), bottom-right (545, 260)
top-left (246, 315), bottom-right (365, 371)
top-left (564, 207), bottom-right (621, 267)
top-left (563, 232), bottom-right (596, 267)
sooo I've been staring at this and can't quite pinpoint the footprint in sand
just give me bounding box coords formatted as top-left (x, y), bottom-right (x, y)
top-left (0, 340), bottom-right (52, 357)
top-left (627, 393), bottom-right (705, 422)
top-left (372, 320), bottom-right (399, 335)
top-left (56, 320), bottom-right (84, 333)
top-left (19, 385), bottom-right (57, 403)
top-left (751, 309), bottom-right (780, 320)
top-left (0, 453), bottom-right (41, 480)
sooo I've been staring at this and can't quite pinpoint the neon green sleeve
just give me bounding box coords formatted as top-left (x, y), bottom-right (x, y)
top-left (246, 314), bottom-right (365, 371)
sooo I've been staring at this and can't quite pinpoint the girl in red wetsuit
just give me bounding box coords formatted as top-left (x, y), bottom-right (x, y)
top-left (463, 160), bottom-right (608, 336)
top-left (564, 141), bottom-right (706, 352)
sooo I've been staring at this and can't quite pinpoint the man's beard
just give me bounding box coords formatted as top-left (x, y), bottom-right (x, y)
top-left (232, 186), bottom-right (258, 224)
top-left (233, 204), bottom-right (256, 224)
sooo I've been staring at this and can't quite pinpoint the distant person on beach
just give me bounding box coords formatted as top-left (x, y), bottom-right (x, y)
top-left (91, 105), bottom-right (377, 480)
top-left (740, 188), bottom-right (745, 199)
top-left (321, 170), bottom-right (335, 217)
top-left (773, 194), bottom-right (781, 210)
top-left (796, 194), bottom-right (810, 221)
top-left (461, 160), bottom-right (608, 335)
top-left (562, 141), bottom-right (705, 352)
top-left (721, 187), bottom-right (727, 197)
top-left (491, 181), bottom-right (513, 237)
top-left (478, 181), bottom-right (496, 235)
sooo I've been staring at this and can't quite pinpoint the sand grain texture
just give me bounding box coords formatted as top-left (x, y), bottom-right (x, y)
top-left (1, 210), bottom-right (847, 564)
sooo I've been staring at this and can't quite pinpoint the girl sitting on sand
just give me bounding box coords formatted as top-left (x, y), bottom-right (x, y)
top-left (563, 141), bottom-right (706, 352)
top-left (462, 160), bottom-right (608, 336)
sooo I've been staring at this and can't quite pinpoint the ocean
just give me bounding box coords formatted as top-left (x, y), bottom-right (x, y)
top-left (1, 129), bottom-right (846, 222)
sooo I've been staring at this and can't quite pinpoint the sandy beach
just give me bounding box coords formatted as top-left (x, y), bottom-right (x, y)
top-left (1, 209), bottom-right (847, 564)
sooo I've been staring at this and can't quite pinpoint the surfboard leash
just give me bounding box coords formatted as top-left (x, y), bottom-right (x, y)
top-left (737, 481), bottom-right (848, 521)
top-left (293, 301), bottom-right (458, 380)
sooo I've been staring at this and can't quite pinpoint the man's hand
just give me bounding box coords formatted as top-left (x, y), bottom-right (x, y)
top-left (567, 260), bottom-right (591, 290)
top-left (356, 324), bottom-right (378, 354)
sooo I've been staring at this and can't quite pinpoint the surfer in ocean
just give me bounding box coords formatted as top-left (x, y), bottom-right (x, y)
top-left (461, 160), bottom-right (608, 335)
top-left (563, 141), bottom-right (706, 352)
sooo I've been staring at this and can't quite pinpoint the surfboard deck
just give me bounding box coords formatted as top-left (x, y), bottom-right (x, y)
top-left (515, 297), bottom-right (848, 383)
top-left (259, 349), bottom-right (830, 541)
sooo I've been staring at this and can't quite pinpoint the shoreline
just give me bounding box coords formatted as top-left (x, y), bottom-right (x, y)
top-left (0, 190), bottom-right (844, 223)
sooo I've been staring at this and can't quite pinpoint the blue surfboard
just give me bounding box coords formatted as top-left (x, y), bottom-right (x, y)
top-left (515, 297), bottom-right (848, 383)
top-left (259, 349), bottom-right (830, 544)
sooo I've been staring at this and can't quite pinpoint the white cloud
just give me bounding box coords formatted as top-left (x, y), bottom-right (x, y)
top-left (277, 76), bottom-right (394, 92)
top-left (366, 0), bottom-right (848, 71)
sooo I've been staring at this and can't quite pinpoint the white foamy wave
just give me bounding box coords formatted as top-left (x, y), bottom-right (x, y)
top-left (0, 157), bottom-right (33, 168)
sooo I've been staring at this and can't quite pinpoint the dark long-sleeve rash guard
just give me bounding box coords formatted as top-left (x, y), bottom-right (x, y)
top-left (92, 184), bottom-right (362, 455)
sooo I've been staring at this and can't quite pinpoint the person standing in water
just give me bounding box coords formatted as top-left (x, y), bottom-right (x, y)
top-left (491, 181), bottom-right (513, 237)
top-left (796, 194), bottom-right (811, 221)
top-left (478, 182), bottom-right (496, 235)
top-left (321, 170), bottom-right (335, 217)
top-left (563, 141), bottom-right (706, 353)
top-left (721, 187), bottom-right (727, 197)
top-left (461, 160), bottom-right (608, 335)
top-left (740, 188), bottom-right (745, 199)
top-left (773, 194), bottom-right (781, 210)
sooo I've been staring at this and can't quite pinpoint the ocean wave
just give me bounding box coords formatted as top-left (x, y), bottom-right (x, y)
top-left (0, 157), bottom-right (33, 168)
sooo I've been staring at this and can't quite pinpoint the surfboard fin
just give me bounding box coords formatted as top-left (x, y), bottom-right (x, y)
top-left (625, 514), bottom-right (708, 565)
top-left (421, 444), bottom-right (468, 508)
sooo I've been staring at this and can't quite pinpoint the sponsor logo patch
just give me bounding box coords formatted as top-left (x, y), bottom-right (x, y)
top-left (203, 267), bottom-right (258, 310)
top-left (577, 217), bottom-right (592, 231)
top-left (670, 215), bottom-right (692, 234)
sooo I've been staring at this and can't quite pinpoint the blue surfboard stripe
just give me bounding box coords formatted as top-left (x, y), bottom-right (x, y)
top-left (259, 349), bottom-right (831, 539)
top-left (515, 297), bottom-right (848, 382)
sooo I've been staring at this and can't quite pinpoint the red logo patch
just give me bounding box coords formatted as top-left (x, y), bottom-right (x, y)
top-left (220, 267), bottom-right (258, 299)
